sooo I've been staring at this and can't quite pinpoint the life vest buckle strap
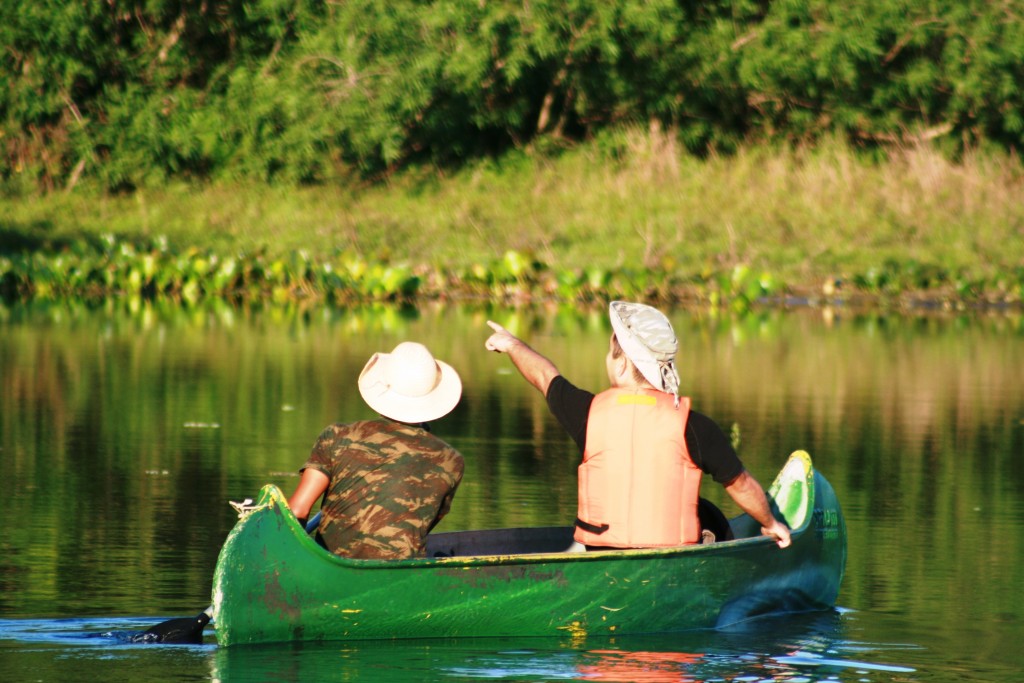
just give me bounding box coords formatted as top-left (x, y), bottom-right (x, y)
top-left (575, 517), bottom-right (610, 535)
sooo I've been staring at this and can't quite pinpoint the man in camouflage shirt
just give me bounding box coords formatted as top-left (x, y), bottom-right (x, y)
top-left (288, 342), bottom-right (464, 560)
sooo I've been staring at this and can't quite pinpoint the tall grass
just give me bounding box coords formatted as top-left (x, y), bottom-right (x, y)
top-left (3, 131), bottom-right (1022, 302)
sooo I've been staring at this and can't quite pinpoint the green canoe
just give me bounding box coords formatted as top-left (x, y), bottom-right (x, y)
top-left (211, 450), bottom-right (846, 646)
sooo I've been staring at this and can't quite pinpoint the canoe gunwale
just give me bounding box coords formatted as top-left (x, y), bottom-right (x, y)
top-left (237, 449), bottom-right (818, 569)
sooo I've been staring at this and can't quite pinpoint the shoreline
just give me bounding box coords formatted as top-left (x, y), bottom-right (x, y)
top-left (3, 138), bottom-right (1022, 312)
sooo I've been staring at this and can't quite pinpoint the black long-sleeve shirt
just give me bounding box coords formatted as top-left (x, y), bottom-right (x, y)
top-left (545, 375), bottom-right (744, 485)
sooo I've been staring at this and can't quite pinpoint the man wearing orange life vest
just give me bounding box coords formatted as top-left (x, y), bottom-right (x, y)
top-left (484, 301), bottom-right (791, 550)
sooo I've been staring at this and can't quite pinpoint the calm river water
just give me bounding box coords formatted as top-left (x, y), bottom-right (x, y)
top-left (1, 299), bottom-right (1021, 682)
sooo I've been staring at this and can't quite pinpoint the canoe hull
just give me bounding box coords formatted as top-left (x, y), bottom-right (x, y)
top-left (211, 451), bottom-right (846, 646)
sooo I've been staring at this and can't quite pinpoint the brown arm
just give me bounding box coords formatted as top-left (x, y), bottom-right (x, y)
top-left (484, 320), bottom-right (561, 396)
top-left (287, 468), bottom-right (329, 526)
top-left (723, 469), bottom-right (792, 548)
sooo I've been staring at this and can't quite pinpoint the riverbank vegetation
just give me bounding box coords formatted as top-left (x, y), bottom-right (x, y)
top-left (4, 133), bottom-right (1024, 309)
top-left (6, 134), bottom-right (1024, 309)
top-left (2, 1), bottom-right (1022, 309)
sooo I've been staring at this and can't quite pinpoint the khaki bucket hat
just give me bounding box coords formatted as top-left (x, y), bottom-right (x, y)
top-left (609, 301), bottom-right (680, 399)
top-left (357, 342), bottom-right (462, 423)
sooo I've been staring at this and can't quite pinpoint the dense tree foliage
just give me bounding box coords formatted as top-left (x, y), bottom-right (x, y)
top-left (2, 0), bottom-right (1022, 192)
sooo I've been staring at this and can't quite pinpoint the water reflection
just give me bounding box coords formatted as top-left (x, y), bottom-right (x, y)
top-left (1, 299), bottom-right (1023, 682)
top-left (205, 611), bottom-right (917, 682)
top-left (0, 609), bottom-right (964, 683)
top-left (0, 617), bottom-right (215, 683)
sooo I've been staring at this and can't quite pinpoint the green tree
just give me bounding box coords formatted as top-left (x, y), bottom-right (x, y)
top-left (2, 0), bottom-right (1022, 193)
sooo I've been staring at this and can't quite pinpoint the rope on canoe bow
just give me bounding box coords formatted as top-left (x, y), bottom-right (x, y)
top-left (229, 497), bottom-right (268, 519)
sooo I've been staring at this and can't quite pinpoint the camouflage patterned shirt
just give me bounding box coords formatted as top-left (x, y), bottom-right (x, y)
top-left (300, 419), bottom-right (464, 560)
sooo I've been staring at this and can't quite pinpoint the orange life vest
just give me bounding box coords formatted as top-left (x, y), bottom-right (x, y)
top-left (574, 388), bottom-right (702, 547)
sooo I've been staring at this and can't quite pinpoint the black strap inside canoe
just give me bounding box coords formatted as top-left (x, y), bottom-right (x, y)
top-left (575, 517), bottom-right (610, 535)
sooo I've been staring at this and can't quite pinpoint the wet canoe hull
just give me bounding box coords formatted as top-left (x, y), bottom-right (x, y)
top-left (211, 450), bottom-right (846, 646)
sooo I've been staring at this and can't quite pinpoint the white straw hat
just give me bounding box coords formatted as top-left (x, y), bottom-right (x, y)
top-left (357, 342), bottom-right (462, 423)
top-left (608, 301), bottom-right (680, 399)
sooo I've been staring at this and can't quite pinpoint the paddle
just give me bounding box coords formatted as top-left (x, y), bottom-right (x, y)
top-left (135, 510), bottom-right (322, 644)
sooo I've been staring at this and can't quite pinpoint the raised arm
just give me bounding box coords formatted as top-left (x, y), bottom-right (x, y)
top-left (723, 470), bottom-right (792, 548)
top-left (485, 320), bottom-right (561, 396)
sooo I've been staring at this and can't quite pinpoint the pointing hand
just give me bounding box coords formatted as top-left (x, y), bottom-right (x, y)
top-left (485, 320), bottom-right (518, 354)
